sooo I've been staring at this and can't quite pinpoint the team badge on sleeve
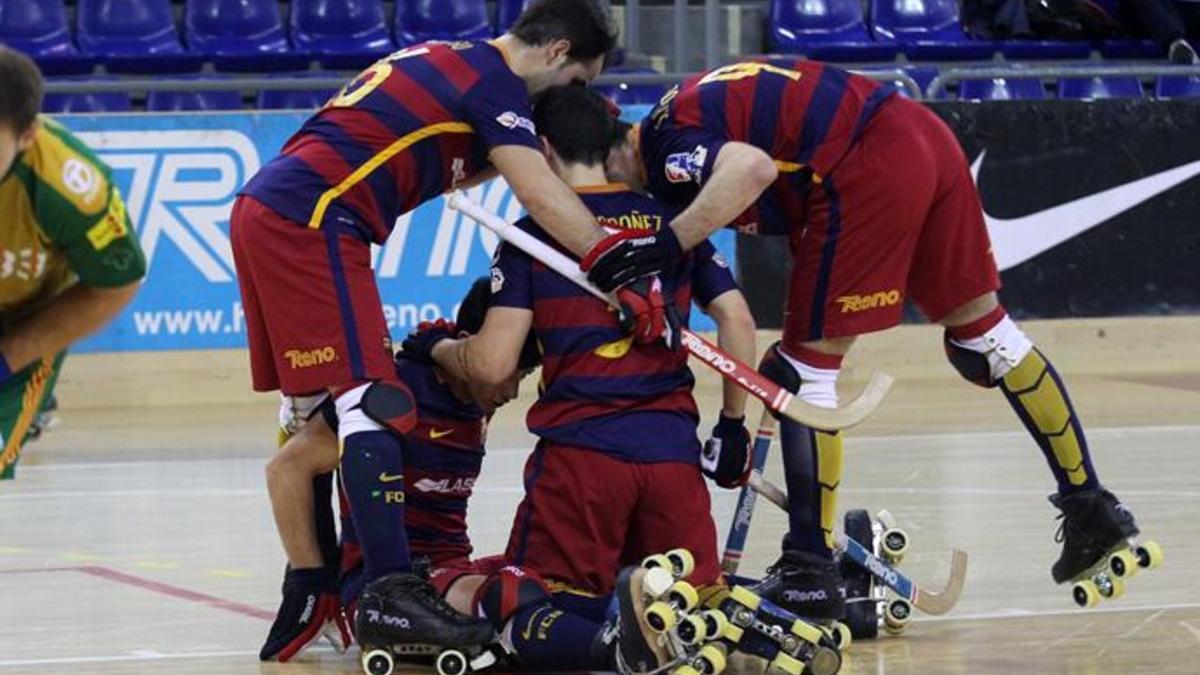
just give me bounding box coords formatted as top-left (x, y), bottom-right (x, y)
top-left (491, 266), bottom-right (505, 293)
top-left (496, 111), bottom-right (536, 136)
top-left (665, 145), bottom-right (708, 185)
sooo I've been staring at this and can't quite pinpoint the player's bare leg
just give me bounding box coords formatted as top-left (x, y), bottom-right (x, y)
top-left (940, 291), bottom-right (1155, 596)
top-left (753, 338), bottom-right (854, 623)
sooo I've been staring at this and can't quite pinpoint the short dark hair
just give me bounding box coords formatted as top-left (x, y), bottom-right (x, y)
top-left (0, 47), bottom-right (43, 133)
top-left (510, 0), bottom-right (617, 62)
top-left (457, 277), bottom-right (541, 371)
top-left (533, 86), bottom-right (626, 166)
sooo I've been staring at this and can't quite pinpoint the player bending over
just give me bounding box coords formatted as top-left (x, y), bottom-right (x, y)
top-left (598, 57), bottom-right (1146, 615)
top-left (259, 278), bottom-right (539, 661)
top-left (0, 47), bottom-right (145, 480)
top-left (419, 86), bottom-right (758, 672)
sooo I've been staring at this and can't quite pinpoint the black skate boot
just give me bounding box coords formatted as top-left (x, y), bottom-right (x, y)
top-left (260, 566), bottom-right (350, 662)
top-left (750, 549), bottom-right (846, 622)
top-left (1049, 488), bottom-right (1139, 584)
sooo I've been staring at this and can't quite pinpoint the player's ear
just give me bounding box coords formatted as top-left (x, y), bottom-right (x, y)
top-left (17, 118), bottom-right (39, 150)
top-left (546, 38), bottom-right (571, 67)
top-left (538, 135), bottom-right (555, 162)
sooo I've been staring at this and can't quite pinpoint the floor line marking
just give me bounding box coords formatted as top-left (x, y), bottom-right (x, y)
top-left (921, 601), bottom-right (1200, 623)
top-left (1180, 620), bottom-right (1200, 643)
top-left (0, 649), bottom-right (257, 668)
top-left (0, 565), bottom-right (272, 621)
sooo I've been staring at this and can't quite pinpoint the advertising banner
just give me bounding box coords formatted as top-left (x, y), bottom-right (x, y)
top-left (61, 104), bottom-right (732, 353)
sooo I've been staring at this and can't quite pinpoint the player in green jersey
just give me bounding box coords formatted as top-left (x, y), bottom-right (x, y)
top-left (0, 47), bottom-right (146, 479)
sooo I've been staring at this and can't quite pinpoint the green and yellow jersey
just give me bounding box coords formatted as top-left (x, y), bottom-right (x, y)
top-left (0, 116), bottom-right (145, 323)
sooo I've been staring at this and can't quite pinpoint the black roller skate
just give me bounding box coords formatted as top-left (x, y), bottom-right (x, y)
top-left (1049, 489), bottom-right (1163, 607)
top-left (614, 549), bottom-right (730, 675)
top-left (749, 546), bottom-right (852, 650)
top-left (840, 509), bottom-right (912, 639)
top-left (705, 585), bottom-right (843, 675)
top-left (356, 572), bottom-right (499, 675)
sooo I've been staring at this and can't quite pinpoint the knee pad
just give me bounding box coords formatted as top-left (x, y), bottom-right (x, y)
top-left (944, 313), bottom-right (1034, 388)
top-left (760, 342), bottom-right (841, 410)
top-left (758, 342), bottom-right (802, 394)
top-left (278, 392), bottom-right (330, 439)
top-left (335, 380), bottom-right (418, 439)
top-left (473, 565), bottom-right (551, 630)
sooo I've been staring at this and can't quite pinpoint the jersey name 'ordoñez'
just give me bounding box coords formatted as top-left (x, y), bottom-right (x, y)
top-left (242, 41), bottom-right (540, 243)
top-left (639, 58), bottom-right (894, 235)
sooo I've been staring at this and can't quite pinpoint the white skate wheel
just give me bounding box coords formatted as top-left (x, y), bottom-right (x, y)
top-left (362, 648), bottom-right (396, 675)
top-left (436, 649), bottom-right (469, 675)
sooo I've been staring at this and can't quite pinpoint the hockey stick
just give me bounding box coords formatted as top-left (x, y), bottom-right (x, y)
top-left (447, 192), bottom-right (893, 431)
top-left (720, 408), bottom-right (775, 574)
top-left (747, 472), bottom-right (968, 615)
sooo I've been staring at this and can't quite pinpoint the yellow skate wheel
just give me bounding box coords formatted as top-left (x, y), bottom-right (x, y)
top-left (669, 580), bottom-right (700, 611)
top-left (1072, 579), bottom-right (1100, 608)
top-left (827, 621), bottom-right (853, 651)
top-left (1099, 575), bottom-right (1126, 600)
top-left (789, 618), bottom-right (825, 645)
top-left (700, 609), bottom-right (731, 641)
top-left (768, 651), bottom-right (804, 675)
top-left (885, 599), bottom-right (913, 626)
top-left (645, 601), bottom-right (677, 633)
top-left (809, 646), bottom-right (843, 675)
top-left (677, 614), bottom-right (707, 645)
top-left (643, 553), bottom-right (673, 572)
top-left (362, 648), bottom-right (396, 675)
top-left (728, 585), bottom-right (761, 611)
top-left (672, 666), bottom-right (702, 675)
top-left (881, 528), bottom-right (909, 563)
top-left (1136, 541), bottom-right (1164, 570)
top-left (666, 549), bottom-right (696, 578)
top-left (695, 643), bottom-right (727, 675)
top-left (1108, 549), bottom-right (1139, 579)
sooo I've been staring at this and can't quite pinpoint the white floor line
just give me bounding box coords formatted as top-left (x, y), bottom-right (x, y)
top-left (920, 601), bottom-right (1200, 624)
top-left (0, 649), bottom-right (256, 668)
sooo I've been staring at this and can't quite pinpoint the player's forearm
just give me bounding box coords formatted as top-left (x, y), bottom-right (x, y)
top-left (669, 144), bottom-right (779, 251)
top-left (711, 293), bottom-right (758, 418)
top-left (432, 337), bottom-right (517, 389)
top-left (512, 171), bottom-right (606, 257)
top-left (0, 282), bottom-right (139, 372)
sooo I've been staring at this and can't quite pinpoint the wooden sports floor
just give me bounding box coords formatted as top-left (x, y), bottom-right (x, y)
top-left (2, 320), bottom-right (1198, 675)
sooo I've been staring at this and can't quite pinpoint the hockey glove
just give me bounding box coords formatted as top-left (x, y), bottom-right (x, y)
top-left (400, 318), bottom-right (456, 363)
top-left (616, 276), bottom-right (681, 349)
top-left (702, 414), bottom-right (752, 488)
top-left (580, 227), bottom-right (683, 293)
top-left (260, 567), bottom-right (351, 662)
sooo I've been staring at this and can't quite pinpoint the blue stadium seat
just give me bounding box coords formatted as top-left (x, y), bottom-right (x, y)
top-left (958, 77), bottom-right (1045, 101)
top-left (395, 0), bottom-right (491, 46)
top-left (1155, 75), bottom-right (1200, 99)
top-left (1099, 39), bottom-right (1162, 59)
top-left (998, 40), bottom-right (1091, 60)
top-left (1057, 76), bottom-right (1143, 99)
top-left (496, 0), bottom-right (533, 33)
top-left (42, 76), bottom-right (133, 113)
top-left (870, 0), bottom-right (995, 60)
top-left (77, 0), bottom-right (201, 72)
top-left (256, 72), bottom-right (341, 109)
top-left (185, 0), bottom-right (305, 70)
top-left (146, 76), bottom-right (243, 110)
top-left (593, 67), bottom-right (667, 106)
top-left (291, 0), bottom-right (395, 68)
top-left (768, 0), bottom-right (899, 62)
top-left (0, 0), bottom-right (96, 74)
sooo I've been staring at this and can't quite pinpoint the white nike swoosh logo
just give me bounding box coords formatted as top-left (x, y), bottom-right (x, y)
top-left (972, 151), bottom-right (1200, 270)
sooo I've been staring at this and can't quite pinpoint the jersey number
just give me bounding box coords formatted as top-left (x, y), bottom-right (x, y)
top-left (327, 47), bottom-right (431, 108)
top-left (699, 62), bottom-right (802, 85)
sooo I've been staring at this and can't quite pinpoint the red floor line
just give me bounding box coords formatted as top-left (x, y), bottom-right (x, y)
top-left (0, 565), bottom-right (273, 621)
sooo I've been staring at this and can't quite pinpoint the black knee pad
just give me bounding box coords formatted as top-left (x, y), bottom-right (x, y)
top-left (359, 379), bottom-right (418, 436)
top-left (758, 341), bottom-right (802, 394)
top-left (943, 331), bottom-right (997, 388)
top-left (474, 565), bottom-right (551, 630)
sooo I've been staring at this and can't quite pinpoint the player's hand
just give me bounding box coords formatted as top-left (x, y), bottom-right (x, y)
top-left (616, 276), bottom-right (682, 349)
top-left (401, 318), bottom-right (457, 363)
top-left (702, 413), bottom-right (752, 488)
top-left (581, 227), bottom-right (683, 293)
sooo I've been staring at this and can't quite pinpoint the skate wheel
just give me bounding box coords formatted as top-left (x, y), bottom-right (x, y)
top-left (672, 666), bottom-right (702, 675)
top-left (695, 643), bottom-right (727, 675)
top-left (1072, 579), bottom-right (1100, 608)
top-left (669, 580), bottom-right (700, 611)
top-left (436, 649), bottom-right (469, 675)
top-left (728, 585), bottom-right (761, 612)
top-left (789, 617), bottom-right (826, 645)
top-left (875, 509), bottom-right (899, 530)
top-left (701, 609), bottom-right (731, 641)
top-left (885, 598), bottom-right (912, 626)
top-left (768, 651), bottom-right (804, 675)
top-left (825, 621), bottom-right (853, 651)
top-left (642, 566), bottom-right (676, 598)
top-left (1108, 549), bottom-right (1138, 579)
top-left (1099, 575), bottom-right (1125, 600)
top-left (676, 613), bottom-right (707, 645)
top-left (645, 600), bottom-right (678, 633)
top-left (809, 646), bottom-right (843, 675)
top-left (666, 549), bottom-right (696, 578)
top-left (1136, 541), bottom-right (1164, 570)
top-left (362, 648), bottom-right (396, 675)
top-left (643, 553), bottom-right (673, 572)
top-left (881, 528), bottom-right (909, 563)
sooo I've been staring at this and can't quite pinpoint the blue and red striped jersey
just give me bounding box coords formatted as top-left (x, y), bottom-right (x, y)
top-left (394, 353), bottom-right (486, 567)
top-left (242, 41), bottom-right (539, 243)
top-left (638, 59), bottom-right (894, 235)
top-left (489, 185), bottom-right (738, 463)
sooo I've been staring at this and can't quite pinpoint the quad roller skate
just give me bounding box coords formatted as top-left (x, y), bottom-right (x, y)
top-left (356, 572), bottom-right (499, 675)
top-left (749, 544), bottom-right (853, 652)
top-left (1049, 489), bottom-right (1163, 608)
top-left (705, 584), bottom-right (843, 675)
top-left (615, 549), bottom-right (730, 675)
top-left (841, 509), bottom-right (913, 638)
